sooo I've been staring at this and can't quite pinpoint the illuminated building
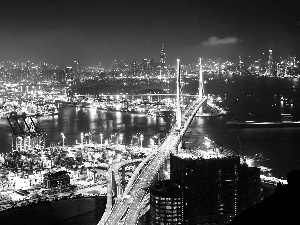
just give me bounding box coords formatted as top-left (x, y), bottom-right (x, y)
top-left (22, 61), bottom-right (30, 81)
top-left (40, 63), bottom-right (54, 83)
top-left (132, 60), bottom-right (138, 76)
top-left (142, 59), bottom-right (148, 76)
top-left (277, 62), bottom-right (285, 77)
top-left (253, 60), bottom-right (261, 75)
top-left (65, 66), bottom-right (74, 80)
top-left (111, 58), bottom-right (118, 72)
top-left (150, 180), bottom-right (183, 225)
top-left (149, 59), bottom-right (157, 76)
top-left (267, 50), bottom-right (274, 76)
top-left (160, 44), bottom-right (166, 67)
top-left (158, 44), bottom-right (166, 76)
top-left (54, 67), bottom-right (66, 83)
top-left (43, 171), bottom-right (70, 188)
top-left (7, 116), bottom-right (46, 152)
top-left (73, 61), bottom-right (79, 73)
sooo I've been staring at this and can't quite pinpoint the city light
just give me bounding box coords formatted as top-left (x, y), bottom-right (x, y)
top-left (81, 132), bottom-right (84, 145)
top-left (140, 134), bottom-right (143, 148)
top-left (61, 133), bottom-right (65, 148)
top-left (100, 133), bottom-right (103, 146)
top-left (119, 134), bottom-right (123, 145)
top-left (0, 39), bottom-right (299, 225)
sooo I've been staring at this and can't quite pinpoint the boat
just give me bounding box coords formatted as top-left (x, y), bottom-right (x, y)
top-left (226, 120), bottom-right (300, 128)
top-left (249, 112), bottom-right (264, 116)
top-left (227, 113), bottom-right (300, 128)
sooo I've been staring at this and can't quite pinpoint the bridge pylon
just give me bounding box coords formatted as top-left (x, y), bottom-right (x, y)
top-left (176, 59), bottom-right (181, 130)
top-left (198, 57), bottom-right (204, 115)
top-left (176, 59), bottom-right (183, 153)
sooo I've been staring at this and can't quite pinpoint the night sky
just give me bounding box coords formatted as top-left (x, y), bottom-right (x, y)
top-left (0, 0), bottom-right (299, 66)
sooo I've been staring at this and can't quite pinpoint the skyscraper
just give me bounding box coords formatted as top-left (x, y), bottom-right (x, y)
top-left (267, 50), bottom-right (274, 76)
top-left (171, 153), bottom-right (240, 224)
top-left (159, 44), bottom-right (166, 76)
top-left (142, 59), bottom-right (148, 76)
top-left (73, 61), bottom-right (79, 73)
top-left (160, 44), bottom-right (166, 67)
top-left (149, 59), bottom-right (156, 76)
top-left (132, 60), bottom-right (138, 76)
top-left (150, 180), bottom-right (182, 224)
top-left (149, 147), bottom-right (261, 225)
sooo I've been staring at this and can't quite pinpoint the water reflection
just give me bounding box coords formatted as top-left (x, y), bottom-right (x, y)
top-left (89, 108), bottom-right (98, 120)
top-left (115, 111), bottom-right (122, 124)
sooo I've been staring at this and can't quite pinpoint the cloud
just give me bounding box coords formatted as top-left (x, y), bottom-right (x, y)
top-left (202, 36), bottom-right (240, 46)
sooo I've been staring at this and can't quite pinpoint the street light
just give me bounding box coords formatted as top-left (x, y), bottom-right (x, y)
top-left (140, 134), bottom-right (144, 149)
top-left (119, 134), bottom-right (123, 145)
top-left (150, 138), bottom-right (154, 147)
top-left (100, 133), bottom-right (103, 146)
top-left (61, 133), bottom-right (65, 148)
top-left (81, 132), bottom-right (84, 145)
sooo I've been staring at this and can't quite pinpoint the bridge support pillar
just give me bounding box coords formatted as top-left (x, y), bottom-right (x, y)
top-left (111, 172), bottom-right (117, 205)
top-left (117, 185), bottom-right (123, 196)
top-left (121, 165), bottom-right (126, 191)
top-left (177, 141), bottom-right (182, 154)
top-left (159, 166), bottom-right (164, 180)
top-left (106, 170), bottom-right (113, 209)
top-left (164, 158), bottom-right (168, 172)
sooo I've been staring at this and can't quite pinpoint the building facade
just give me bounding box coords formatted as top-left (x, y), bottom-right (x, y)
top-left (149, 153), bottom-right (261, 225)
top-left (150, 179), bottom-right (183, 225)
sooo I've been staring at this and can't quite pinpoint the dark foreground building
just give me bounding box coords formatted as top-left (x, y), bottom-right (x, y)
top-left (150, 151), bottom-right (261, 225)
top-left (43, 170), bottom-right (70, 188)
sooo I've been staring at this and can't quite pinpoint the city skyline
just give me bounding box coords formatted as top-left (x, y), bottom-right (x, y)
top-left (0, 0), bottom-right (299, 66)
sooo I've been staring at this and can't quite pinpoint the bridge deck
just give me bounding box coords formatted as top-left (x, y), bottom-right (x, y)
top-left (99, 97), bottom-right (207, 225)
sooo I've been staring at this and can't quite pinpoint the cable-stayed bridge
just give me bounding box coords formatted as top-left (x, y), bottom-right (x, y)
top-left (98, 59), bottom-right (206, 225)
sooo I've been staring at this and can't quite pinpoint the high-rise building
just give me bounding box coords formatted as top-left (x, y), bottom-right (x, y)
top-left (171, 153), bottom-right (240, 224)
top-left (289, 56), bottom-right (296, 68)
top-left (149, 148), bottom-right (261, 225)
top-left (65, 66), bottom-right (74, 81)
top-left (132, 60), bottom-right (138, 76)
top-left (238, 164), bottom-right (261, 213)
top-left (142, 59), bottom-right (148, 76)
top-left (73, 61), bottom-right (79, 73)
top-left (111, 58), bottom-right (118, 72)
top-left (22, 61), bottom-right (31, 81)
top-left (150, 180), bottom-right (183, 224)
top-left (160, 44), bottom-right (166, 67)
top-left (149, 59), bottom-right (157, 76)
top-left (276, 62), bottom-right (285, 77)
top-left (267, 50), bottom-right (274, 76)
top-left (159, 44), bottom-right (166, 76)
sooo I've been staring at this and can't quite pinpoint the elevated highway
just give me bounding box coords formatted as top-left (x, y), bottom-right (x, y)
top-left (99, 96), bottom-right (207, 225)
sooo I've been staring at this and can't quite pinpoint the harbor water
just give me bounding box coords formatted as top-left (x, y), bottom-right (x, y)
top-left (0, 74), bottom-right (300, 180)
